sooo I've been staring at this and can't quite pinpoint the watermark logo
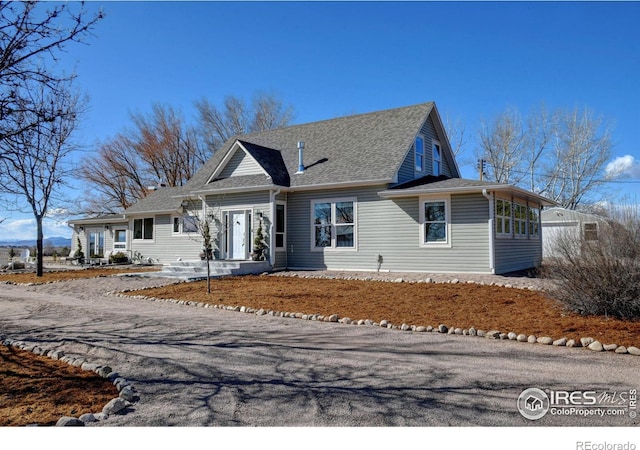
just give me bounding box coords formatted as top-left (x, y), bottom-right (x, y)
top-left (518, 387), bottom-right (637, 421)
top-left (517, 387), bottom-right (550, 420)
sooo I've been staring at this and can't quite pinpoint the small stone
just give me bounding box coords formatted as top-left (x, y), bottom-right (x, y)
top-left (328, 314), bottom-right (339, 323)
top-left (485, 330), bottom-right (501, 339)
top-left (56, 417), bottom-right (84, 427)
top-left (603, 344), bottom-right (618, 352)
top-left (256, 309), bottom-right (266, 316)
top-left (79, 413), bottom-right (97, 423)
top-left (477, 330), bottom-right (485, 337)
top-left (566, 339), bottom-right (578, 348)
top-left (119, 386), bottom-right (138, 402)
top-left (393, 278), bottom-right (404, 283)
top-left (537, 337), bottom-right (553, 345)
top-left (454, 328), bottom-right (463, 335)
top-left (401, 324), bottom-right (410, 331)
top-left (426, 325), bottom-right (434, 332)
top-left (627, 346), bottom-right (640, 356)
top-left (365, 319), bottom-right (374, 326)
top-left (507, 332), bottom-right (517, 340)
top-left (447, 328), bottom-right (455, 335)
top-left (468, 327), bottom-right (477, 336)
top-left (102, 397), bottom-right (128, 415)
top-left (553, 337), bottom-right (567, 346)
top-left (379, 320), bottom-right (388, 328)
top-left (588, 341), bottom-right (604, 352)
top-left (580, 337), bottom-right (595, 347)
top-left (340, 317), bottom-right (352, 324)
top-left (499, 333), bottom-right (508, 340)
top-left (516, 334), bottom-right (528, 342)
top-left (415, 326), bottom-right (427, 332)
top-left (527, 335), bottom-right (537, 343)
top-left (615, 346), bottom-right (628, 354)
top-left (462, 329), bottom-right (469, 336)
top-left (438, 324), bottom-right (448, 333)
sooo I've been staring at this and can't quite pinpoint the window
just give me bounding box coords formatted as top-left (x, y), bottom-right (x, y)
top-left (89, 231), bottom-right (105, 257)
top-left (514, 203), bottom-right (527, 237)
top-left (528, 207), bottom-right (540, 238)
top-left (311, 199), bottom-right (356, 250)
top-left (275, 203), bottom-right (286, 249)
top-left (421, 199), bottom-right (449, 245)
top-left (114, 229), bottom-right (127, 250)
top-left (133, 218), bottom-right (154, 240)
top-left (173, 215), bottom-right (199, 234)
top-left (583, 223), bottom-right (598, 241)
top-left (433, 141), bottom-right (441, 176)
top-left (415, 136), bottom-right (424, 172)
top-left (495, 199), bottom-right (511, 236)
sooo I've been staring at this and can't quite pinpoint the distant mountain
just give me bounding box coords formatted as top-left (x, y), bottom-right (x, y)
top-left (0, 236), bottom-right (72, 248)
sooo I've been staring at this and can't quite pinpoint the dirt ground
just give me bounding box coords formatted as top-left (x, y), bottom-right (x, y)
top-left (135, 274), bottom-right (640, 348)
top-left (1, 268), bottom-right (639, 427)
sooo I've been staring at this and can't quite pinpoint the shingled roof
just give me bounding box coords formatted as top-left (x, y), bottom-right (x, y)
top-left (186, 102), bottom-right (436, 192)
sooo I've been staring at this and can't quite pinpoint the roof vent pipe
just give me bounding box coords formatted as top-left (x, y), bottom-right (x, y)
top-left (296, 141), bottom-right (305, 174)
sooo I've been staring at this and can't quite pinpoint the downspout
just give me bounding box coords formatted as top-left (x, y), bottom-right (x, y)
top-left (482, 189), bottom-right (496, 274)
top-left (269, 188), bottom-right (281, 267)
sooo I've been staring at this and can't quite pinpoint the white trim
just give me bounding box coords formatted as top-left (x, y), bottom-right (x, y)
top-left (418, 194), bottom-right (452, 248)
top-left (432, 139), bottom-right (442, 176)
top-left (131, 217), bottom-right (155, 242)
top-left (310, 197), bottom-right (358, 251)
top-left (206, 141), bottom-right (270, 184)
top-left (112, 227), bottom-right (128, 252)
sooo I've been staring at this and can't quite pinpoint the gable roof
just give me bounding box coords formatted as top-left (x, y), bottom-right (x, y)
top-left (124, 185), bottom-right (190, 215)
top-left (186, 102), bottom-right (438, 193)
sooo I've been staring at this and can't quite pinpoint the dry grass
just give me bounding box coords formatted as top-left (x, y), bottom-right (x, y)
top-left (0, 266), bottom-right (160, 284)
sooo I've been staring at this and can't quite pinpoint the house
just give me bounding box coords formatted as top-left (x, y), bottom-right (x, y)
top-left (69, 102), bottom-right (555, 274)
top-left (541, 207), bottom-right (609, 258)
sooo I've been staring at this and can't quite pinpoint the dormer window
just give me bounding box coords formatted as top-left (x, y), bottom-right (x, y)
top-left (433, 140), bottom-right (441, 176)
top-left (415, 136), bottom-right (424, 172)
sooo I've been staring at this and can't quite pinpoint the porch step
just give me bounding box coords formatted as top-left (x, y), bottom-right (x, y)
top-left (128, 260), bottom-right (272, 281)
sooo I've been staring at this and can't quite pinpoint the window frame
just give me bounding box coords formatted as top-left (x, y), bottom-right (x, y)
top-left (310, 197), bottom-right (357, 251)
top-left (513, 202), bottom-right (528, 239)
top-left (172, 215), bottom-right (199, 235)
top-left (133, 217), bottom-right (154, 241)
top-left (495, 198), bottom-right (512, 238)
top-left (419, 195), bottom-right (451, 248)
top-left (528, 206), bottom-right (541, 239)
top-left (583, 222), bottom-right (599, 241)
top-left (415, 135), bottom-right (424, 173)
top-left (275, 202), bottom-right (286, 251)
top-left (432, 140), bottom-right (442, 176)
top-left (88, 229), bottom-right (105, 258)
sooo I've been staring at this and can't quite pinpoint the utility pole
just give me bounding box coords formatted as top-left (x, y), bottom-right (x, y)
top-left (478, 159), bottom-right (486, 181)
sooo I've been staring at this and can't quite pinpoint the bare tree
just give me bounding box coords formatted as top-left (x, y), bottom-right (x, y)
top-left (0, 2), bottom-right (103, 145)
top-left (79, 104), bottom-right (202, 213)
top-left (442, 111), bottom-right (469, 158)
top-left (195, 92), bottom-right (294, 154)
top-left (478, 105), bottom-right (613, 209)
top-left (0, 81), bottom-right (83, 276)
top-left (477, 108), bottom-right (526, 184)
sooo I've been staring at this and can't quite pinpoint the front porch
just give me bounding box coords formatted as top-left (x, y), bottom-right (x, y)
top-left (132, 259), bottom-right (272, 281)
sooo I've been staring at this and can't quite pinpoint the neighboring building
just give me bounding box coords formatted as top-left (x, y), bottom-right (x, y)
top-left (541, 207), bottom-right (608, 258)
top-left (70, 102), bottom-right (555, 274)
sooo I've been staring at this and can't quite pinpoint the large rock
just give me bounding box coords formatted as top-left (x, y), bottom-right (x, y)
top-left (627, 346), bottom-right (640, 356)
top-left (580, 337), bottom-right (595, 347)
top-left (588, 341), bottom-right (604, 352)
top-left (56, 417), bottom-right (84, 427)
top-left (438, 324), bottom-right (448, 334)
top-left (102, 397), bottom-right (128, 415)
top-left (537, 337), bottom-right (553, 345)
top-left (553, 337), bottom-right (567, 346)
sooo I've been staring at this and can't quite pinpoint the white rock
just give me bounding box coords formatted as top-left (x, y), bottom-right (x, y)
top-left (537, 337), bottom-right (553, 345)
top-left (627, 346), bottom-right (640, 356)
top-left (603, 344), bottom-right (618, 352)
top-left (507, 332), bottom-right (517, 340)
top-left (615, 346), bottom-right (628, 354)
top-left (527, 335), bottom-right (537, 343)
top-left (516, 334), bottom-right (528, 342)
top-left (580, 337), bottom-right (594, 347)
top-left (588, 341), bottom-right (604, 352)
top-left (553, 337), bottom-right (567, 346)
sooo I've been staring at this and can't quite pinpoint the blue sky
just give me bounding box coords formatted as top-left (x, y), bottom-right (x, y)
top-left (1, 0), bottom-right (639, 241)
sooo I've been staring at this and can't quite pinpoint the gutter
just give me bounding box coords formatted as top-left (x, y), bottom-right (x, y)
top-left (482, 189), bottom-right (496, 274)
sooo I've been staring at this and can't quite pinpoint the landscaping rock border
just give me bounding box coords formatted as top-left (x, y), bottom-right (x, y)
top-left (0, 333), bottom-right (139, 427)
top-left (107, 271), bottom-right (640, 359)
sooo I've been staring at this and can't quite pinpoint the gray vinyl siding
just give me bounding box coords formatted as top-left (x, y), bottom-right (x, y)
top-left (130, 214), bottom-right (202, 265)
top-left (494, 236), bottom-right (542, 274)
top-left (218, 149), bottom-right (263, 178)
top-left (397, 114), bottom-right (453, 183)
top-left (286, 187), bottom-right (493, 273)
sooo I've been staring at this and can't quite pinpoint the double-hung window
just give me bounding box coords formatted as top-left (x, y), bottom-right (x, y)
top-left (420, 197), bottom-right (450, 246)
top-left (528, 207), bottom-right (540, 238)
top-left (514, 203), bottom-right (528, 237)
top-left (433, 141), bottom-right (442, 176)
top-left (312, 199), bottom-right (356, 250)
top-left (583, 223), bottom-right (598, 241)
top-left (133, 218), bottom-right (154, 240)
top-left (495, 199), bottom-right (511, 237)
top-left (415, 136), bottom-right (424, 173)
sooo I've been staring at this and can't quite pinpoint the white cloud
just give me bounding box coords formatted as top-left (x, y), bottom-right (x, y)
top-left (0, 217), bottom-right (72, 241)
top-left (605, 155), bottom-right (640, 179)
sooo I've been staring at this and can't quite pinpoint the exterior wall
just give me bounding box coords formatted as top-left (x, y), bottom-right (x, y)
top-left (397, 114), bottom-right (453, 184)
top-left (219, 149), bottom-right (262, 178)
top-left (286, 186), bottom-right (493, 273)
top-left (129, 214), bottom-right (202, 265)
top-left (70, 222), bottom-right (128, 260)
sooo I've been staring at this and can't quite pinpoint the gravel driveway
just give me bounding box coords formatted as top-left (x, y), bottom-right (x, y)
top-left (0, 274), bottom-right (638, 427)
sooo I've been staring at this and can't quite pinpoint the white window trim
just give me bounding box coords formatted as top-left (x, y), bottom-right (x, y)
top-left (432, 139), bottom-right (442, 176)
top-left (275, 201), bottom-right (287, 252)
top-left (528, 206), bottom-right (541, 239)
top-left (172, 215), bottom-right (199, 236)
top-left (310, 197), bottom-right (358, 251)
top-left (415, 135), bottom-right (425, 173)
top-left (495, 197), bottom-right (512, 239)
top-left (419, 195), bottom-right (452, 248)
top-left (132, 217), bottom-right (155, 242)
top-left (113, 228), bottom-right (128, 251)
top-left (513, 202), bottom-right (528, 239)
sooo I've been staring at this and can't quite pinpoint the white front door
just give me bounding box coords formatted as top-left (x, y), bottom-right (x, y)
top-left (230, 211), bottom-right (246, 259)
